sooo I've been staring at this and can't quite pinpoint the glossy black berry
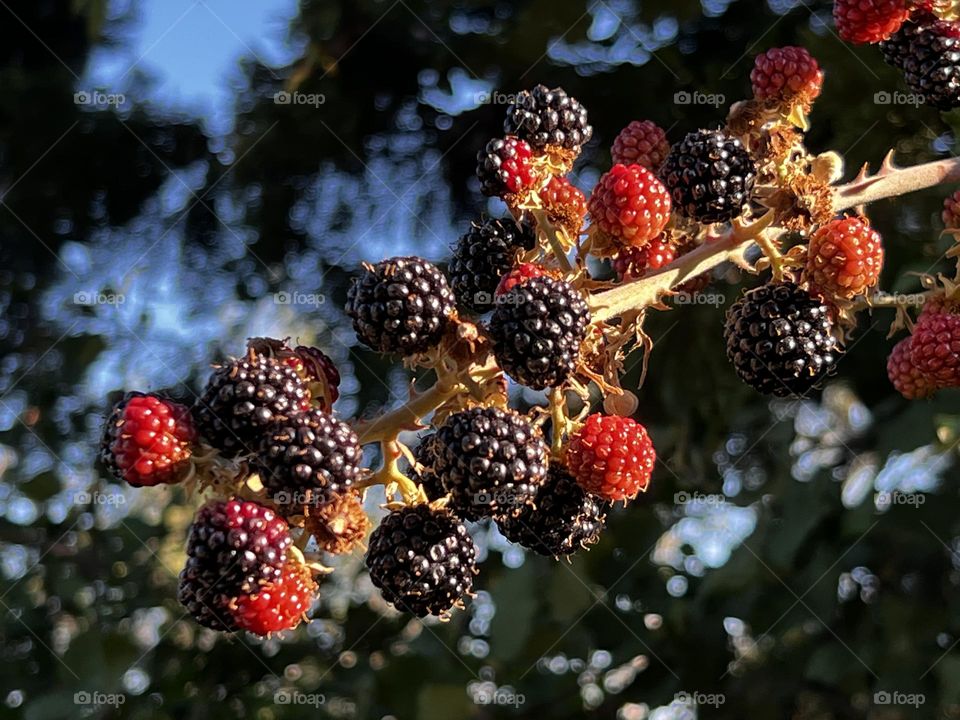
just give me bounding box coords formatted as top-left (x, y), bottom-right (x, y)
top-left (880, 14), bottom-right (960, 111)
top-left (504, 84), bottom-right (593, 154)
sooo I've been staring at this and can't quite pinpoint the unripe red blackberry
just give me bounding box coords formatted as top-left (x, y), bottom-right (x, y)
top-left (253, 407), bottom-right (362, 511)
top-left (944, 190), bottom-right (960, 229)
top-left (194, 352), bottom-right (310, 458)
top-left (834, 0), bottom-right (911, 44)
top-left (588, 163), bottom-right (672, 248)
top-left (880, 13), bottom-right (960, 110)
top-left (177, 498), bottom-right (292, 631)
top-left (247, 337), bottom-right (341, 408)
top-left (541, 175), bottom-right (588, 237)
top-left (750, 46), bottom-right (824, 105)
top-left (611, 120), bottom-right (670, 171)
top-left (909, 309), bottom-right (960, 385)
top-left (887, 337), bottom-right (937, 399)
top-left (503, 84), bottom-right (593, 156)
top-left (724, 282), bottom-right (841, 397)
top-left (232, 561), bottom-right (317, 635)
top-left (496, 466), bottom-right (607, 557)
top-left (660, 129), bottom-right (757, 224)
top-left (100, 392), bottom-right (197, 487)
top-left (489, 275), bottom-right (590, 390)
top-left (805, 217), bottom-right (884, 300)
top-left (613, 237), bottom-right (676, 281)
top-left (476, 136), bottom-right (536, 198)
top-left (565, 414), bottom-right (656, 502)
top-left (346, 256), bottom-right (455, 356)
top-left (434, 406), bottom-right (549, 520)
top-left (448, 217), bottom-right (535, 314)
top-left (365, 504), bottom-right (477, 617)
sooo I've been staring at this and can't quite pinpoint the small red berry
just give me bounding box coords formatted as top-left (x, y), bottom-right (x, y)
top-left (100, 393), bottom-right (197, 487)
top-left (805, 217), bottom-right (884, 299)
top-left (610, 120), bottom-right (671, 172)
top-left (495, 263), bottom-right (550, 296)
top-left (887, 337), bottom-right (937, 399)
top-left (565, 413), bottom-right (656, 502)
top-left (750, 46), bottom-right (824, 104)
top-left (477, 136), bottom-right (536, 198)
top-left (833, 0), bottom-right (911, 44)
top-left (540, 175), bottom-right (588, 237)
top-left (231, 561), bottom-right (317, 635)
top-left (943, 190), bottom-right (960, 230)
top-left (588, 163), bottom-right (672, 248)
top-left (613, 237), bottom-right (676, 281)
top-left (909, 310), bottom-right (960, 385)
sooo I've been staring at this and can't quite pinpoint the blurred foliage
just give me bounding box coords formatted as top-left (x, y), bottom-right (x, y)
top-left (0, 0), bottom-right (959, 719)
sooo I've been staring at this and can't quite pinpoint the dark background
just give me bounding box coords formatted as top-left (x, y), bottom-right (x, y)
top-left (1, 0), bottom-right (959, 718)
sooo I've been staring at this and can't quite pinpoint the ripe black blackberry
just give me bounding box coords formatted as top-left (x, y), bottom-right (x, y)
top-left (365, 504), bottom-right (477, 617)
top-left (880, 14), bottom-right (960, 111)
top-left (194, 351), bottom-right (310, 458)
top-left (660, 129), bottom-right (757, 224)
top-left (448, 217), bottom-right (536, 314)
top-left (434, 406), bottom-right (549, 520)
top-left (177, 498), bottom-right (292, 631)
top-left (252, 407), bottom-right (362, 510)
top-left (504, 84), bottom-right (593, 155)
top-left (496, 466), bottom-right (607, 557)
top-left (346, 256), bottom-right (455, 356)
top-left (412, 433), bottom-right (447, 501)
top-left (489, 275), bottom-right (590, 390)
top-left (724, 281), bottom-right (841, 397)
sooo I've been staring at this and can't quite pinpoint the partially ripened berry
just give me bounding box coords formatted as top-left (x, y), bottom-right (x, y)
top-left (613, 237), bottom-right (676, 281)
top-left (611, 120), bottom-right (670, 171)
top-left (880, 13), bottom-right (960, 110)
top-left (489, 275), bottom-right (590, 390)
top-left (365, 504), bottom-right (477, 617)
top-left (477, 136), bottom-right (536, 198)
top-left (887, 337), bottom-right (937, 399)
top-left (346, 256), bottom-right (455, 356)
top-left (434, 407), bottom-right (549, 520)
top-left (100, 392), bottom-right (197, 487)
top-left (177, 499), bottom-right (292, 631)
top-left (194, 352), bottom-right (310, 458)
top-left (805, 217), bottom-right (884, 300)
top-left (304, 492), bottom-right (371, 555)
top-left (588, 163), bottom-right (672, 248)
top-left (449, 217), bottom-right (535, 314)
top-left (724, 281), bottom-right (841, 397)
top-left (496, 466), bottom-right (607, 556)
top-left (541, 175), bottom-right (588, 237)
top-left (909, 309), bottom-right (960, 385)
top-left (944, 190), bottom-right (960, 229)
top-left (834, 0), bottom-right (911, 44)
top-left (232, 561), bottom-right (317, 635)
top-left (495, 263), bottom-right (551, 296)
top-left (750, 46), bottom-right (824, 105)
top-left (565, 413), bottom-right (656, 502)
top-left (247, 337), bottom-right (340, 408)
top-left (660, 129), bottom-right (757, 224)
top-left (503, 84), bottom-right (593, 155)
top-left (253, 407), bottom-right (362, 510)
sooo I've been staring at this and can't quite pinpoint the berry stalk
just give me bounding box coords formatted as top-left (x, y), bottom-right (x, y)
top-left (833, 155), bottom-right (960, 212)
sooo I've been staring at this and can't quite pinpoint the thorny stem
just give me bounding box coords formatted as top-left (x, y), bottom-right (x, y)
top-left (833, 156), bottom-right (960, 212)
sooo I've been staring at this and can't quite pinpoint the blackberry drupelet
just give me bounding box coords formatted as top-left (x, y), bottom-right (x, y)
top-left (346, 256), bottom-right (456, 355)
top-left (434, 406), bottom-right (549, 520)
top-left (496, 466), bottom-right (606, 557)
top-left (880, 14), bottom-right (960, 111)
top-left (365, 504), bottom-right (477, 617)
top-left (724, 281), bottom-right (841, 397)
top-left (489, 275), bottom-right (590, 390)
top-left (194, 352), bottom-right (310, 458)
top-left (448, 217), bottom-right (535, 314)
top-left (504, 84), bottom-right (593, 155)
top-left (660, 129), bottom-right (757, 224)
top-left (253, 407), bottom-right (362, 510)
top-left (177, 498), bottom-right (292, 631)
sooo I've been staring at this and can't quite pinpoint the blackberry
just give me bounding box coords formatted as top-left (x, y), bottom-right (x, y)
top-left (365, 504), bottom-right (477, 617)
top-left (177, 499), bottom-right (292, 631)
top-left (248, 337), bottom-right (341, 407)
top-left (496, 466), bottom-right (607, 557)
top-left (448, 217), bottom-right (535, 314)
top-left (724, 281), bottom-right (841, 397)
top-left (489, 275), bottom-right (590, 390)
top-left (253, 407), bottom-right (362, 511)
top-left (880, 14), bottom-right (960, 111)
top-left (660, 129), bottom-right (757, 224)
top-left (346, 256), bottom-right (456, 355)
top-left (504, 84), bottom-right (593, 154)
top-left (194, 351), bottom-right (310, 458)
top-left (434, 406), bottom-right (549, 520)
top-left (476, 136), bottom-right (535, 198)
